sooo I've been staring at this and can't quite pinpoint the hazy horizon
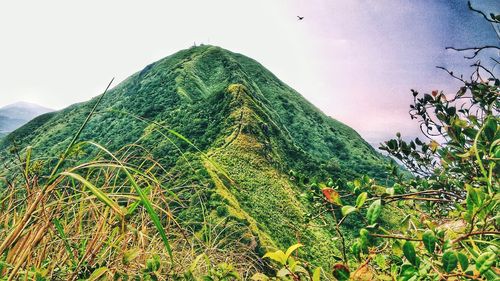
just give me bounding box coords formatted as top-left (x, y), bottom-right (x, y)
top-left (1, 0), bottom-right (498, 145)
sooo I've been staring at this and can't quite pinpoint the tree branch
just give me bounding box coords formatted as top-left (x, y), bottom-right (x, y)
top-left (445, 46), bottom-right (500, 59)
top-left (369, 233), bottom-right (421, 241)
top-left (468, 1), bottom-right (500, 23)
top-left (453, 231), bottom-right (500, 243)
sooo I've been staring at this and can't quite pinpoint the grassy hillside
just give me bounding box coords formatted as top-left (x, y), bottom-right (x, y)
top-left (0, 45), bottom-right (392, 277)
top-left (2, 46), bottom-right (386, 177)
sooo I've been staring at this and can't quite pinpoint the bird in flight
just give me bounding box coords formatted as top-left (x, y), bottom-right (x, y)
top-left (297, 16), bottom-right (304, 20)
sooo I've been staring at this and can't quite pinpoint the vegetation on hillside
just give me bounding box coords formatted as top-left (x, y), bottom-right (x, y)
top-left (254, 4), bottom-right (500, 280)
top-left (0, 2), bottom-right (497, 280)
top-left (0, 43), bottom-right (393, 277)
top-left (259, 63), bottom-right (499, 281)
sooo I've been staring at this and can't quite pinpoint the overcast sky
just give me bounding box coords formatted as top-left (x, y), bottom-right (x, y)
top-left (0, 0), bottom-right (498, 145)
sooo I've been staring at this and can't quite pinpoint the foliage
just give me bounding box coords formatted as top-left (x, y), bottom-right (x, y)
top-left (253, 244), bottom-right (323, 281)
top-left (258, 3), bottom-right (499, 280)
top-left (261, 70), bottom-right (498, 278)
top-left (0, 44), bottom-right (392, 271)
top-left (0, 109), bottom-right (261, 280)
top-left (1, 3), bottom-right (497, 280)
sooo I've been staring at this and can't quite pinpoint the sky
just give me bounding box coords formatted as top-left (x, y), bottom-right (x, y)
top-left (0, 0), bottom-right (498, 145)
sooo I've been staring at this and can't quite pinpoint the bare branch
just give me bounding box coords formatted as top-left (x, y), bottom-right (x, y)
top-left (445, 46), bottom-right (500, 59)
top-left (471, 62), bottom-right (497, 80)
top-left (453, 231), bottom-right (500, 243)
top-left (436, 66), bottom-right (467, 83)
top-left (369, 233), bottom-right (421, 241)
top-left (468, 1), bottom-right (500, 23)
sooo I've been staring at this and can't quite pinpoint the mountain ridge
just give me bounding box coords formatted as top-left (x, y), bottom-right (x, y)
top-left (0, 45), bottom-right (391, 268)
top-left (0, 101), bottom-right (52, 135)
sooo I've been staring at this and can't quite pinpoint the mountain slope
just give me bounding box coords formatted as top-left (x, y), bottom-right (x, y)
top-left (0, 102), bottom-right (52, 135)
top-left (0, 45), bottom-right (390, 268)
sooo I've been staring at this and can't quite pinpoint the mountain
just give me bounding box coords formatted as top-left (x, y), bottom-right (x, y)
top-left (0, 102), bottom-right (52, 135)
top-left (0, 45), bottom-right (392, 268)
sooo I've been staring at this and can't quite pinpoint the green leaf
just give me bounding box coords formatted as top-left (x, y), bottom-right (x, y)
top-left (399, 264), bottom-right (417, 281)
top-left (145, 254), bottom-right (161, 272)
top-left (423, 93), bottom-right (433, 102)
top-left (359, 228), bottom-right (369, 239)
top-left (466, 185), bottom-right (483, 208)
top-left (366, 199), bottom-right (382, 224)
top-left (457, 252), bottom-right (468, 271)
top-left (356, 192), bottom-right (368, 208)
top-left (359, 229), bottom-right (370, 254)
top-left (327, 179), bottom-right (334, 187)
top-left (284, 243), bottom-right (303, 261)
top-left (312, 267), bottom-right (321, 281)
top-left (263, 250), bottom-right (286, 265)
top-left (402, 241), bottom-right (417, 266)
top-left (442, 251), bottom-right (458, 273)
top-left (475, 251), bottom-right (496, 275)
top-left (387, 139), bottom-right (397, 150)
top-left (422, 230), bottom-right (436, 254)
top-left (294, 265), bottom-right (309, 275)
top-left (483, 117), bottom-right (497, 141)
top-left (276, 268), bottom-right (291, 278)
top-left (341, 205), bottom-right (358, 217)
top-left (351, 241), bottom-right (361, 260)
top-left (332, 264), bottom-right (350, 281)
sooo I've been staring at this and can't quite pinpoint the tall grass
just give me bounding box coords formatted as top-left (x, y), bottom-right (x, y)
top-left (0, 148), bottom-right (178, 280)
top-left (0, 81), bottom-right (261, 280)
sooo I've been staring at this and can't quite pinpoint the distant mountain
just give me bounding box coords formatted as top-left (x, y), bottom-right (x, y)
top-left (1, 46), bottom-right (392, 268)
top-left (0, 102), bottom-right (52, 135)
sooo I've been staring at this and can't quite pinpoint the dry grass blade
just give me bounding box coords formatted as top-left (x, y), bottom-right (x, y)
top-left (0, 79), bottom-right (115, 258)
top-left (60, 171), bottom-right (124, 218)
top-left (83, 141), bottom-right (175, 264)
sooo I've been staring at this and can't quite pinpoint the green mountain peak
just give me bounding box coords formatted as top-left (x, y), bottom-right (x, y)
top-left (0, 45), bottom-right (390, 268)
